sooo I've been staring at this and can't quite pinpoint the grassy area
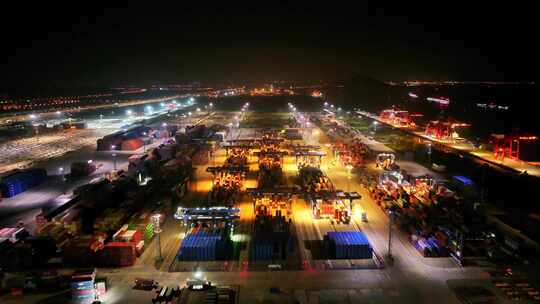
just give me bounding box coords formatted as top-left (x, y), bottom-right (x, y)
top-left (344, 116), bottom-right (416, 152)
top-left (343, 116), bottom-right (371, 132)
top-left (240, 112), bottom-right (296, 128)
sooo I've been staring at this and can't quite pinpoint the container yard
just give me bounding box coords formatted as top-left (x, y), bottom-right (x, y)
top-left (249, 191), bottom-right (293, 220)
top-left (2, 6), bottom-right (540, 302)
top-left (2, 95), bottom-right (538, 304)
top-left (250, 215), bottom-right (291, 261)
top-left (207, 166), bottom-right (248, 205)
top-left (257, 150), bottom-right (286, 189)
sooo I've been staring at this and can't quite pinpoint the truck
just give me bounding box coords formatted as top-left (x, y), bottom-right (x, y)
top-left (69, 162), bottom-right (97, 178)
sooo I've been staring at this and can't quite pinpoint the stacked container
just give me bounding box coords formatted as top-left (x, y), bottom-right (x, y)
top-left (64, 236), bottom-right (95, 266)
top-left (94, 277), bottom-right (107, 298)
top-left (0, 227), bottom-right (27, 242)
top-left (71, 269), bottom-right (96, 304)
top-left (251, 233), bottom-right (289, 260)
top-left (121, 138), bottom-right (144, 151)
top-left (99, 242), bottom-right (136, 267)
top-left (0, 168), bottom-right (47, 198)
top-left (177, 229), bottom-right (229, 261)
top-left (326, 231), bottom-right (373, 259)
top-left (251, 215), bottom-right (290, 260)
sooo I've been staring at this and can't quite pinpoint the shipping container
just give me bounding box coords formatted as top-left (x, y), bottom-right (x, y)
top-left (99, 242), bottom-right (136, 267)
top-left (326, 231), bottom-right (373, 260)
top-left (0, 168), bottom-right (47, 198)
top-left (177, 229), bottom-right (230, 261)
top-left (70, 162), bottom-right (97, 177)
top-left (121, 138), bottom-right (144, 151)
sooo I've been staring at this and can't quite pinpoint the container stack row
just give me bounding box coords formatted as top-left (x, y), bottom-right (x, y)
top-left (177, 228), bottom-right (230, 261)
top-left (71, 269), bottom-right (96, 304)
top-left (0, 168), bottom-right (47, 198)
top-left (325, 231), bottom-right (373, 260)
top-left (251, 215), bottom-right (291, 261)
top-left (96, 125), bottom-right (151, 151)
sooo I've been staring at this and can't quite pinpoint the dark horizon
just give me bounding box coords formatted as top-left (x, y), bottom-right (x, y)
top-left (2, 5), bottom-right (540, 90)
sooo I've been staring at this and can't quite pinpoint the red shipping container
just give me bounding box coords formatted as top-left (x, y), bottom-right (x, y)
top-left (101, 242), bottom-right (136, 267)
top-left (121, 138), bottom-right (144, 151)
top-left (131, 230), bottom-right (142, 244)
top-left (321, 204), bottom-right (334, 216)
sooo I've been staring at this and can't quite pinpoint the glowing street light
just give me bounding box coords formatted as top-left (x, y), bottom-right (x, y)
top-left (142, 132), bottom-right (148, 152)
top-left (427, 143), bottom-right (432, 164)
top-left (29, 114), bottom-right (37, 119)
top-left (126, 109), bottom-right (133, 116)
top-left (58, 167), bottom-right (66, 193)
top-left (110, 144), bottom-right (117, 171)
top-left (196, 107), bottom-right (201, 112)
top-left (56, 111), bottom-right (62, 115)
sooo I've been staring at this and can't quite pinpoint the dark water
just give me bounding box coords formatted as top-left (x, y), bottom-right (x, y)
top-left (397, 84), bottom-right (540, 138)
top-left (323, 83), bottom-right (540, 160)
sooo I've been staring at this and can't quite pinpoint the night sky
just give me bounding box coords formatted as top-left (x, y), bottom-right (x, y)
top-left (1, 5), bottom-right (539, 89)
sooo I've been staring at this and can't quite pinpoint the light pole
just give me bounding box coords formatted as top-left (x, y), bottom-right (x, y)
top-left (58, 167), bottom-right (65, 194)
top-left (388, 210), bottom-right (393, 260)
top-left (346, 164), bottom-right (353, 192)
top-left (111, 145), bottom-right (117, 171)
top-left (427, 143), bottom-right (432, 165)
top-left (142, 132), bottom-right (147, 152)
top-left (152, 214), bottom-right (163, 263)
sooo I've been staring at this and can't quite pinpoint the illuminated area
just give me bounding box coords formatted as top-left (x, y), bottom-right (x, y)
top-left (1, 9), bottom-right (539, 303)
